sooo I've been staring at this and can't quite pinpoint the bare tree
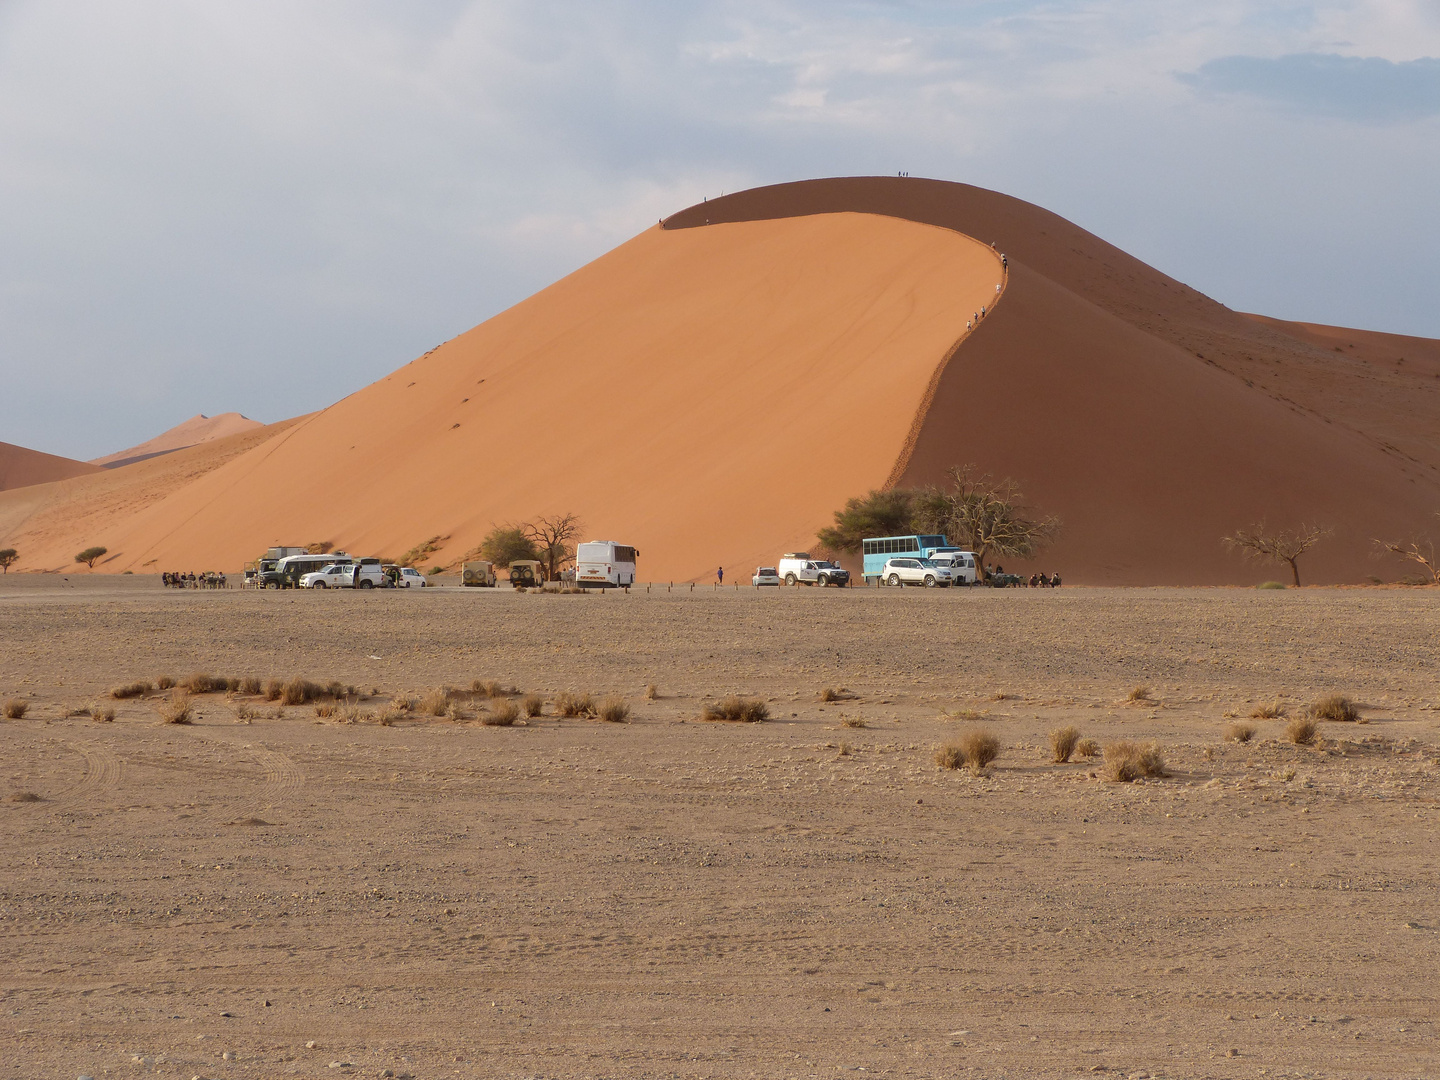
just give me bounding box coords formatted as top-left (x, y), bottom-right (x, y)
top-left (1223, 523), bottom-right (1328, 587)
top-left (523, 513), bottom-right (583, 582)
top-left (1373, 523), bottom-right (1439, 584)
top-left (918, 465), bottom-right (1059, 582)
top-left (0, 548), bottom-right (17, 574)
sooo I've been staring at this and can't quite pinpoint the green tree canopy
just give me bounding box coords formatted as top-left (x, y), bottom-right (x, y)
top-left (75, 546), bottom-right (108, 569)
top-left (479, 526), bottom-right (539, 568)
top-left (0, 548), bottom-right (17, 574)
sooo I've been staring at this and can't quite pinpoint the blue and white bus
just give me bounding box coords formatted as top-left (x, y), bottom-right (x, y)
top-left (861, 534), bottom-right (948, 584)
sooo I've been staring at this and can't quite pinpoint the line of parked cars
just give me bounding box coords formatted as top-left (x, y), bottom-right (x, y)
top-left (247, 549), bottom-right (428, 589)
top-left (752, 538), bottom-right (988, 588)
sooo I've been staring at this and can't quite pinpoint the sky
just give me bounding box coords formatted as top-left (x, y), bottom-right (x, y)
top-left (2, 1), bottom-right (1438, 460)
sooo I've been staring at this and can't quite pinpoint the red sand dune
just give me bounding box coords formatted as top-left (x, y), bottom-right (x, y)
top-left (2, 177), bottom-right (1437, 583)
top-left (91, 412), bottom-right (263, 468)
top-left (0, 441), bottom-right (100, 493)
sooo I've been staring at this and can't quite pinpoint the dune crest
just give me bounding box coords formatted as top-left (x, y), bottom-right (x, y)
top-left (0, 442), bottom-right (101, 493)
top-left (91, 412), bottom-right (263, 468)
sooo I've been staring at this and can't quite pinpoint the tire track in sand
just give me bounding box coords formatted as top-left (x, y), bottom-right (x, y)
top-left (183, 726), bottom-right (304, 822)
top-left (49, 733), bottom-right (124, 809)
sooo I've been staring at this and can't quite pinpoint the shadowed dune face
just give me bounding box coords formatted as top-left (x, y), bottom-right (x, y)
top-left (0, 442), bottom-right (100, 493)
top-left (17, 214), bottom-right (1000, 578)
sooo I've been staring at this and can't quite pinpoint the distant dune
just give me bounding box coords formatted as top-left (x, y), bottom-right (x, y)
top-left (2, 177), bottom-right (1437, 582)
top-left (0, 442), bottom-right (100, 493)
top-left (91, 412), bottom-right (263, 468)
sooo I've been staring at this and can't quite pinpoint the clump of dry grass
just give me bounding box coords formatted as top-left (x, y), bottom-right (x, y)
top-left (5, 790), bottom-right (44, 802)
top-left (240, 676), bottom-right (262, 696)
top-left (555, 691), bottom-right (597, 718)
top-left (392, 693), bottom-right (416, 712)
top-left (314, 702), bottom-right (337, 718)
top-left (1050, 725), bottom-right (1081, 763)
top-left (110, 681), bottom-right (152, 700)
top-left (1309, 694), bottom-right (1358, 723)
top-left (377, 708), bottom-right (403, 727)
top-left (281, 678), bottom-right (324, 707)
top-left (598, 696), bottom-right (630, 723)
top-left (989, 691), bottom-right (1012, 702)
top-left (483, 701), bottom-right (520, 727)
top-left (182, 673), bottom-right (227, 694)
top-left (957, 728), bottom-right (1001, 774)
top-left (1223, 721), bottom-right (1257, 743)
top-left (935, 743), bottom-right (966, 770)
top-left (1285, 716), bottom-right (1319, 745)
top-left (470, 678), bottom-right (505, 698)
top-left (841, 715), bottom-right (867, 729)
top-left (1249, 699), bottom-right (1287, 719)
top-left (818, 687), bottom-right (854, 703)
top-left (445, 700), bottom-right (466, 722)
top-left (645, 683), bottom-right (659, 701)
top-left (521, 694), bottom-right (544, 717)
top-left (837, 741), bottom-right (853, 756)
top-left (1102, 740), bottom-right (1167, 782)
top-left (263, 679), bottom-right (284, 702)
top-left (156, 675), bottom-right (176, 691)
top-left (418, 689), bottom-right (449, 717)
top-left (700, 696), bottom-right (769, 723)
top-left (1126, 686), bottom-right (1153, 704)
top-left (92, 705), bottom-right (116, 722)
top-left (945, 708), bottom-right (988, 722)
top-left (1075, 738), bottom-right (1100, 759)
top-left (4, 699), bottom-right (29, 719)
top-left (160, 690), bottom-right (193, 725)
top-left (236, 703), bottom-right (259, 720)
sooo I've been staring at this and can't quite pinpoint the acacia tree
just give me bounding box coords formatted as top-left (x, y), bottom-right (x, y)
top-left (1223, 523), bottom-right (1328, 586)
top-left (817, 489), bottom-right (921, 554)
top-left (917, 466), bottom-right (1059, 581)
top-left (478, 526), bottom-right (538, 568)
top-left (1373, 521), bottom-right (1439, 584)
top-left (0, 548), bottom-right (17, 574)
top-left (523, 513), bottom-right (583, 582)
top-left (75, 546), bottom-right (108, 569)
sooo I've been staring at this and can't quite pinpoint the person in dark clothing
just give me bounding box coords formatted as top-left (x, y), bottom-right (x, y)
top-left (717, 566), bottom-right (724, 585)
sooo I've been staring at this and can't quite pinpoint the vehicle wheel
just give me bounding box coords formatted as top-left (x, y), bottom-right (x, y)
top-left (784, 573), bottom-right (797, 586)
top-left (359, 580), bottom-right (373, 590)
top-left (887, 573), bottom-right (901, 587)
top-left (266, 581), bottom-right (279, 590)
top-left (816, 575), bottom-right (827, 587)
top-left (924, 575), bottom-right (936, 587)
top-left (315, 582), bottom-right (327, 589)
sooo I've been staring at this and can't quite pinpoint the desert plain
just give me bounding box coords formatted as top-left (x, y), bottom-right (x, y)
top-left (1, 576), bottom-right (1438, 1079)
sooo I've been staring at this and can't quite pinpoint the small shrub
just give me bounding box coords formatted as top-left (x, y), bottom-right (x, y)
top-left (841, 715), bottom-right (867, 729)
top-left (1050, 725), bottom-right (1080, 763)
top-left (700, 696), bottom-right (769, 723)
top-left (314, 702), bottom-right (337, 718)
top-left (324, 680), bottom-right (348, 700)
top-left (377, 708), bottom-right (402, 727)
top-left (989, 691), bottom-right (1012, 702)
top-left (4, 699), bottom-right (30, 719)
top-left (1127, 686), bottom-right (1152, 703)
top-left (935, 743), bottom-right (966, 770)
top-left (161, 690), bottom-right (193, 725)
top-left (1286, 717), bottom-right (1319, 745)
top-left (957, 728), bottom-right (1000, 774)
top-left (645, 683), bottom-right (659, 701)
top-left (156, 675), bottom-right (176, 690)
top-left (263, 679), bottom-right (284, 701)
top-left (483, 702), bottom-right (520, 727)
top-left (1257, 580), bottom-right (1288, 589)
top-left (93, 705), bottom-right (116, 722)
top-left (445, 700), bottom-right (466, 721)
top-left (236, 704), bottom-right (259, 720)
top-left (1223, 722), bottom-right (1257, 743)
top-left (1103, 740), bottom-right (1167, 782)
top-left (819, 687), bottom-right (840, 702)
top-left (1309, 695), bottom-right (1358, 722)
top-left (111, 681), bottom-right (152, 700)
top-left (555, 691), bottom-right (596, 718)
top-left (522, 694), bottom-right (544, 717)
top-left (392, 693), bottom-right (417, 712)
top-left (598, 696), bottom-right (630, 723)
top-left (281, 678), bottom-right (324, 706)
top-left (240, 676), bottom-right (262, 695)
top-left (182, 673), bottom-right (225, 694)
top-left (470, 679), bottom-right (505, 698)
top-left (838, 741), bottom-right (853, 756)
top-left (1250, 699), bottom-right (1286, 719)
top-left (1075, 738), bottom-right (1100, 759)
top-left (5, 791), bottom-right (43, 802)
top-left (418, 689), bottom-right (449, 717)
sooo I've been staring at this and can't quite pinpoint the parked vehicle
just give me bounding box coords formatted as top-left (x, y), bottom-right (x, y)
top-left (261, 552), bottom-right (353, 589)
top-left (397, 567), bottom-right (427, 588)
top-left (860, 535), bottom-right (949, 584)
top-left (752, 566), bottom-right (781, 587)
top-left (923, 548), bottom-right (979, 584)
top-left (462, 561), bottom-right (497, 587)
top-left (300, 560), bottom-right (386, 589)
top-left (509, 560), bottom-right (545, 587)
top-left (574, 541), bottom-right (638, 589)
top-left (776, 553), bottom-right (850, 587)
top-left (881, 557), bottom-right (954, 587)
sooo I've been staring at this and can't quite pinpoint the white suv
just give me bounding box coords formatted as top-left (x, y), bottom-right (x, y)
top-left (881, 557), bottom-right (954, 587)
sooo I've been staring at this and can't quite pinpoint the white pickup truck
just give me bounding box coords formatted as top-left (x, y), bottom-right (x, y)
top-left (777, 553), bottom-right (851, 587)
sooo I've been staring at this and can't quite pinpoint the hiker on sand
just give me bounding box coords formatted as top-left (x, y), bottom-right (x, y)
top-left (717, 566), bottom-right (724, 585)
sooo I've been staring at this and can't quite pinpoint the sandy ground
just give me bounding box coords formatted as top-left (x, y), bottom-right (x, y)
top-left (2, 576), bottom-right (1438, 1079)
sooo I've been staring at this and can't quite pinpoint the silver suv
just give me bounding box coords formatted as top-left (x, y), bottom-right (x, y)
top-left (881, 557), bottom-right (953, 588)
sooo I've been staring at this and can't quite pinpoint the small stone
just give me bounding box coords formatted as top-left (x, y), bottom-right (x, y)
top-left (328, 1062), bottom-right (354, 1070)
top-left (79, 1075), bottom-right (95, 1080)
top-left (1226, 1048), bottom-right (1240, 1057)
top-left (379, 1071), bottom-right (395, 1078)
top-left (222, 1051), bottom-right (235, 1061)
top-left (306, 1041), bottom-right (318, 1049)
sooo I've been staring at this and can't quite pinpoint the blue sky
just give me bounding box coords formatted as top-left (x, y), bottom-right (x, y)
top-left (2, 0), bottom-right (1438, 459)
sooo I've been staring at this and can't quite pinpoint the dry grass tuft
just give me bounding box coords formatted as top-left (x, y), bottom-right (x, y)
top-left (240, 676), bottom-right (262, 695)
top-left (1286, 716), bottom-right (1319, 745)
top-left (598, 696), bottom-right (631, 723)
top-left (1050, 725), bottom-right (1081, 763)
top-left (1127, 686), bottom-right (1153, 703)
top-left (4, 699), bottom-right (29, 719)
top-left (263, 679), bottom-right (284, 701)
top-left (957, 728), bottom-right (1001, 773)
top-left (392, 693), bottom-right (417, 712)
top-left (182, 672), bottom-right (227, 694)
top-left (841, 715), bottom-right (867, 729)
top-left (418, 689), bottom-right (449, 717)
top-left (946, 708), bottom-right (988, 722)
top-left (935, 743), bottom-right (966, 770)
top-left (1249, 699), bottom-right (1287, 719)
top-left (837, 741), bottom-right (853, 757)
top-left (818, 687), bottom-right (855, 702)
top-left (281, 678), bottom-right (323, 707)
top-left (160, 690), bottom-right (193, 725)
top-left (700, 696), bottom-right (770, 723)
top-left (110, 681), bottom-right (152, 700)
top-left (989, 691), bottom-right (1012, 702)
top-left (521, 694), bottom-right (544, 718)
top-left (1075, 738), bottom-right (1100, 759)
top-left (377, 708), bottom-right (403, 727)
top-left (156, 675), bottom-right (176, 690)
top-left (483, 701), bottom-right (520, 726)
top-left (314, 702), bottom-right (337, 718)
top-left (1102, 740), bottom-right (1167, 782)
top-left (1223, 721), bottom-right (1257, 743)
top-left (1309, 694), bottom-right (1359, 722)
top-left (555, 691), bottom-right (597, 719)
top-left (445, 700), bottom-right (466, 722)
top-left (645, 683), bottom-right (659, 701)
top-left (236, 703), bottom-right (259, 720)
top-left (5, 790), bottom-right (43, 802)
top-left (470, 679), bottom-right (505, 698)
top-left (92, 705), bottom-right (116, 723)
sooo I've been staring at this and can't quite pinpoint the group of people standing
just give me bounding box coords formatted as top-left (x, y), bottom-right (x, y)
top-left (162, 571), bottom-right (227, 588)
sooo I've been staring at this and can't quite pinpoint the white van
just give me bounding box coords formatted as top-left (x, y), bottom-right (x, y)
top-left (923, 548), bottom-right (979, 584)
top-left (574, 541), bottom-right (638, 589)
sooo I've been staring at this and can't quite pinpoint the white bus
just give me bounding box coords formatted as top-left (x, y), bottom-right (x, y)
top-left (574, 541), bottom-right (638, 589)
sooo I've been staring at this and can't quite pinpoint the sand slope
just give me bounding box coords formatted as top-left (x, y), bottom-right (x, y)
top-left (91, 412), bottom-right (263, 468)
top-left (0, 442), bottom-right (101, 493)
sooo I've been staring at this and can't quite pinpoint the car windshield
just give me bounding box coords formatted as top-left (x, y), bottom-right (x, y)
top-left (917, 559), bottom-right (939, 568)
